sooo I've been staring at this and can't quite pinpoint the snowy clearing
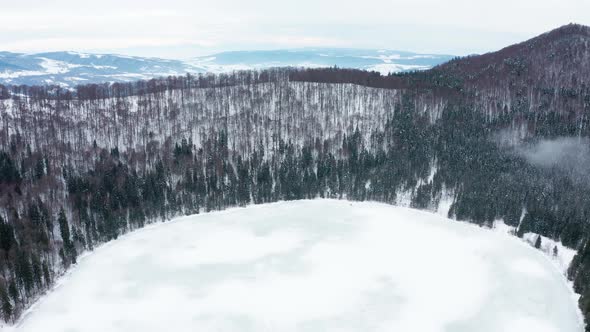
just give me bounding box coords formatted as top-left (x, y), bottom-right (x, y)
top-left (7, 200), bottom-right (584, 332)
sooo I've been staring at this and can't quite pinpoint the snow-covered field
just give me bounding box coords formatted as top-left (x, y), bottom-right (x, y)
top-left (7, 200), bottom-right (584, 332)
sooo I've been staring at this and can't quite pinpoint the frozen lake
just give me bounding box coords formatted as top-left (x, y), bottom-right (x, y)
top-left (9, 200), bottom-right (583, 332)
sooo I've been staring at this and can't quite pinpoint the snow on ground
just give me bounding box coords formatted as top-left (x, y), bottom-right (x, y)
top-left (366, 63), bottom-right (430, 74)
top-left (37, 58), bottom-right (79, 74)
top-left (360, 54), bottom-right (402, 62)
top-left (6, 200), bottom-right (584, 332)
top-left (491, 220), bottom-right (577, 276)
top-left (522, 232), bottom-right (578, 274)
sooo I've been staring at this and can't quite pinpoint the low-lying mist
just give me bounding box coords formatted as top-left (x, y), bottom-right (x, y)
top-left (507, 136), bottom-right (590, 184)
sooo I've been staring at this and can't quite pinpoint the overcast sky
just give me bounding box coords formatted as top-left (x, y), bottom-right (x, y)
top-left (1, 0), bottom-right (589, 58)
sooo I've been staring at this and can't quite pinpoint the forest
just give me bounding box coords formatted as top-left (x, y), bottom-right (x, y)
top-left (1, 24), bottom-right (590, 329)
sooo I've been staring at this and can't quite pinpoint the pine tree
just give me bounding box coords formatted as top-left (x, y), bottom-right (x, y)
top-left (34, 158), bottom-right (45, 180)
top-left (534, 235), bottom-right (542, 249)
top-left (39, 200), bottom-right (53, 239)
top-left (8, 281), bottom-right (18, 306)
top-left (58, 208), bottom-right (70, 243)
top-left (42, 261), bottom-right (51, 286)
top-left (0, 286), bottom-right (12, 322)
top-left (0, 218), bottom-right (14, 255)
top-left (31, 255), bottom-right (43, 289)
top-left (16, 251), bottom-right (34, 294)
top-left (58, 208), bottom-right (76, 265)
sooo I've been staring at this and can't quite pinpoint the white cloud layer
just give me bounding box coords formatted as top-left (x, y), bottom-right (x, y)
top-left (1, 0), bottom-right (588, 58)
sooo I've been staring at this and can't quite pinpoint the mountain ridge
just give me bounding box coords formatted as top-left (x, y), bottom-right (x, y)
top-left (435, 23), bottom-right (590, 88)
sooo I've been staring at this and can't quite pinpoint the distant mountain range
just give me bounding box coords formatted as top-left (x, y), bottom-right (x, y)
top-left (0, 49), bottom-right (454, 87)
top-left (189, 49), bottom-right (454, 74)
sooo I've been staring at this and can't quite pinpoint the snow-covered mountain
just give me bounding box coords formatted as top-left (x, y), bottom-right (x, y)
top-left (0, 49), bottom-right (453, 87)
top-left (0, 51), bottom-right (197, 87)
top-left (188, 49), bottom-right (454, 74)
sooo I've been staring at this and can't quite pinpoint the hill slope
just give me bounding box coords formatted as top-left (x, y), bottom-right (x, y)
top-left (437, 24), bottom-right (590, 88)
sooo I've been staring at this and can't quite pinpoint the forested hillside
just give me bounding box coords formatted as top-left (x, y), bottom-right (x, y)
top-left (1, 24), bottom-right (590, 329)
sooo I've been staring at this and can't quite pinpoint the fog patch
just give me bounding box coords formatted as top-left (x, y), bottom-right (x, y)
top-left (515, 137), bottom-right (590, 183)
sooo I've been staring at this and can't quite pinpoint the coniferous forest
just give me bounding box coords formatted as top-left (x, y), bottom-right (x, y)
top-left (1, 24), bottom-right (590, 328)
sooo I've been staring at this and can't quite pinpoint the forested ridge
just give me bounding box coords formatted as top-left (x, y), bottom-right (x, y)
top-left (1, 24), bottom-right (590, 328)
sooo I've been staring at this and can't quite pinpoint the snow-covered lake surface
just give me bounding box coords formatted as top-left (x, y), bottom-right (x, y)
top-left (9, 200), bottom-right (584, 332)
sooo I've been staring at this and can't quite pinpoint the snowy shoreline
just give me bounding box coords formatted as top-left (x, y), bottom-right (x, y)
top-left (3, 199), bottom-right (585, 332)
